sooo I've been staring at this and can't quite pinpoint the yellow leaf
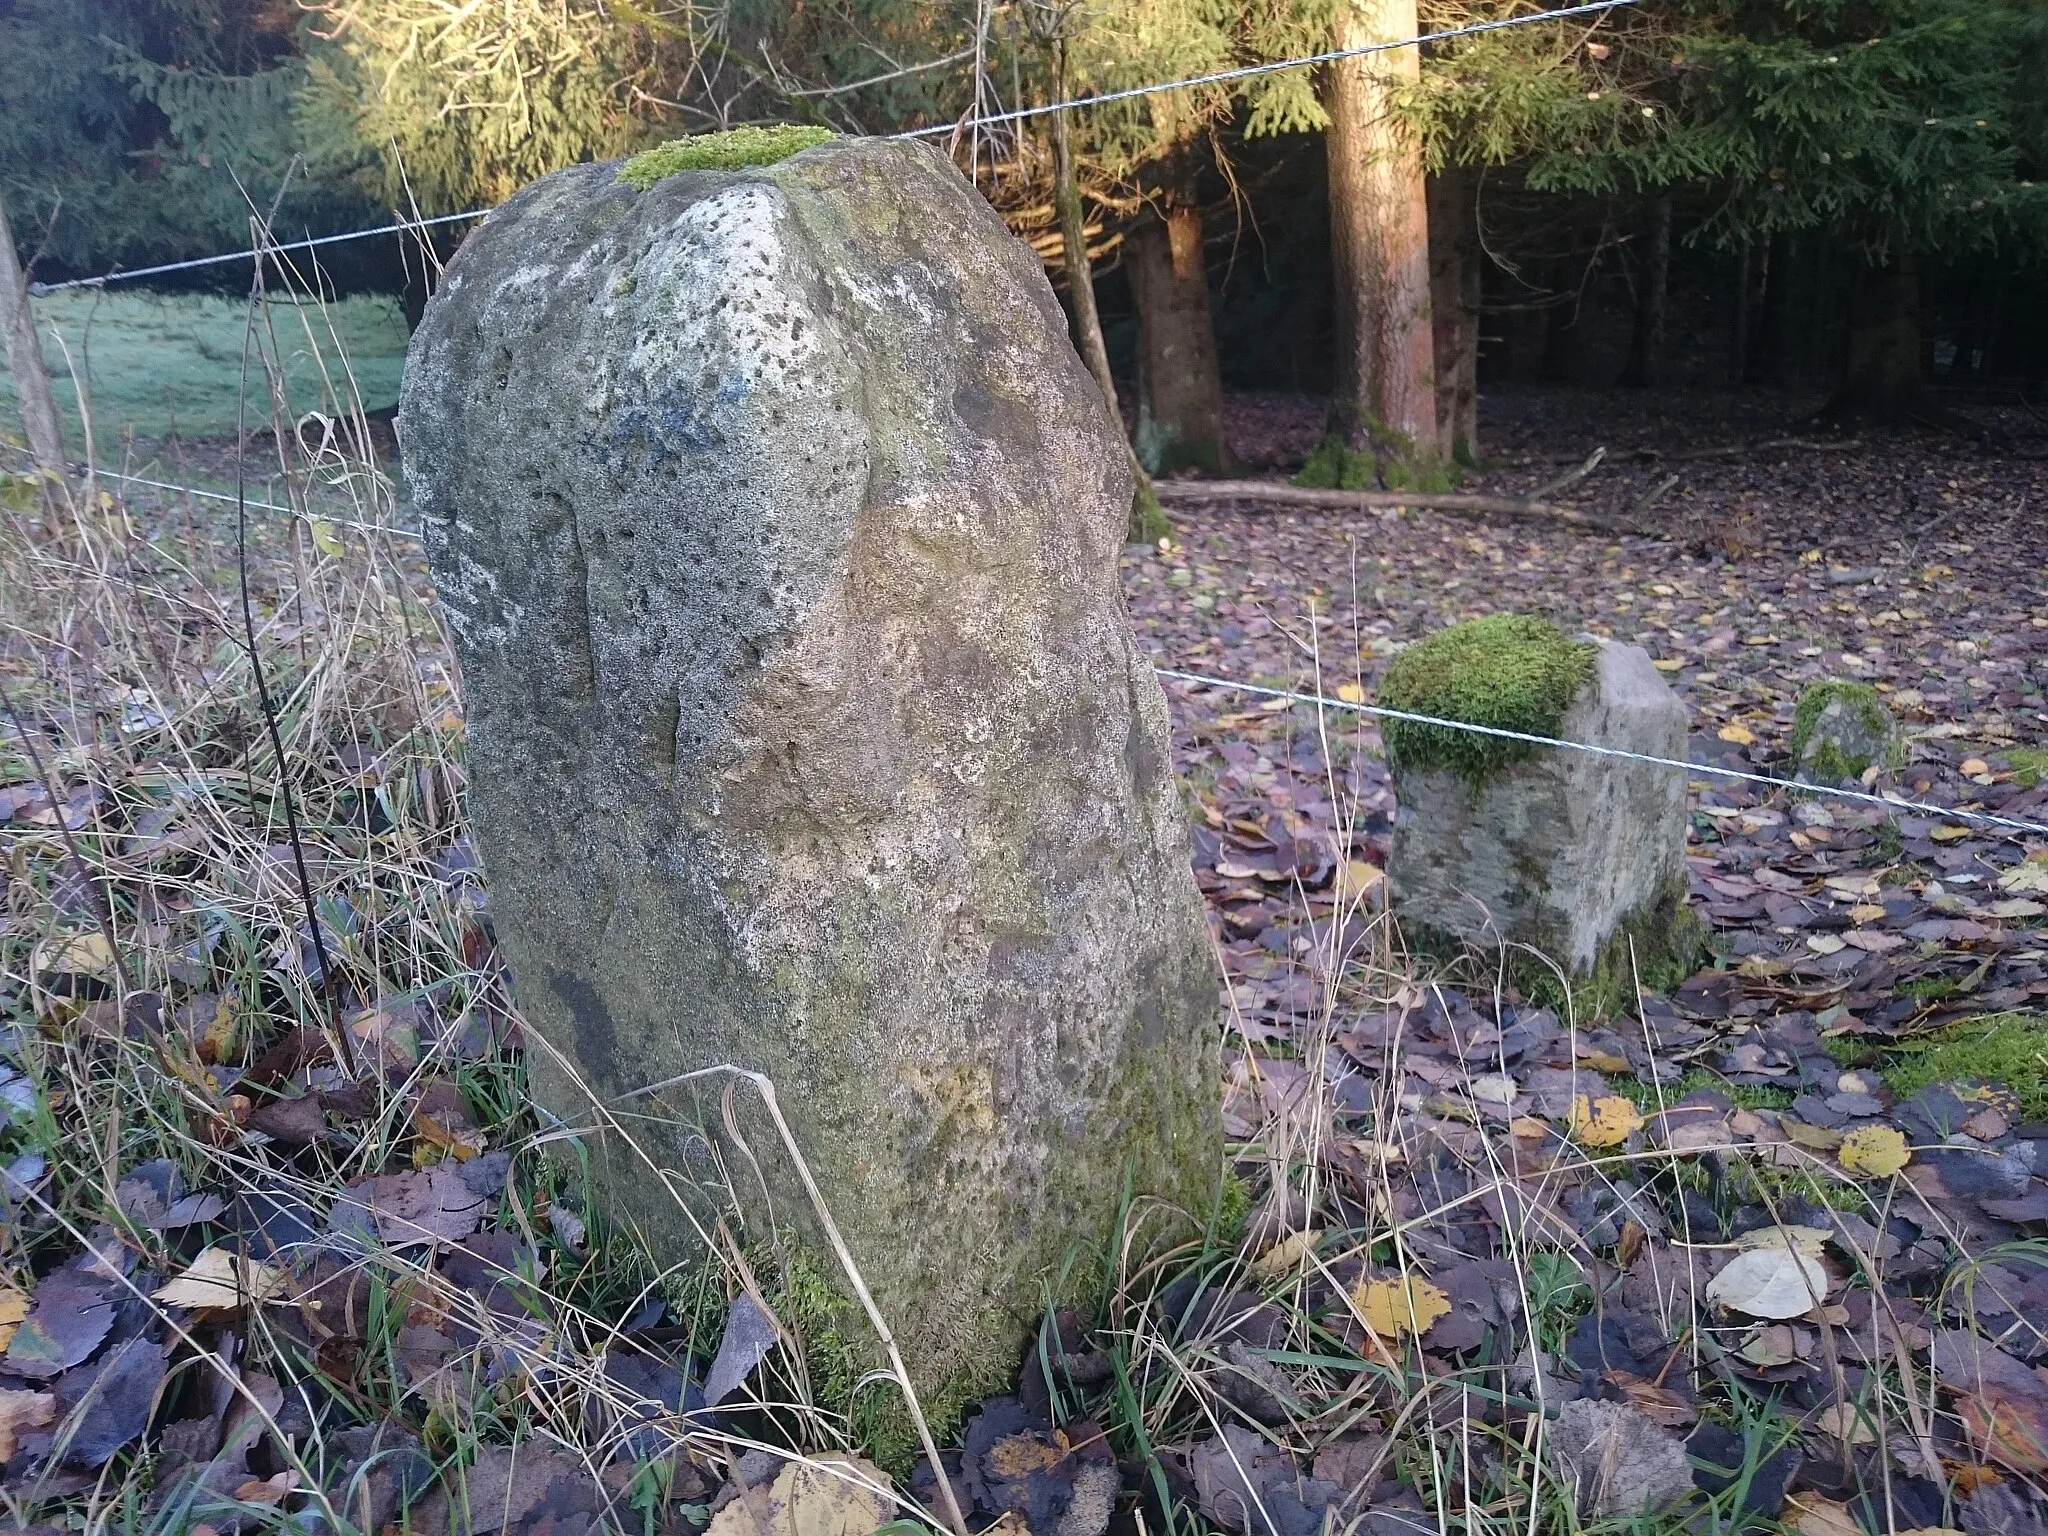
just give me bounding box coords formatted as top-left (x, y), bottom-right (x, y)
top-left (0, 1390), bottom-right (54, 1461)
top-left (1718, 723), bottom-right (1756, 745)
top-left (1252, 1228), bottom-right (1323, 1278)
top-left (0, 1286), bottom-right (27, 1352)
top-left (155, 1248), bottom-right (286, 1310)
top-left (1932, 825), bottom-right (1971, 843)
top-left (1999, 858), bottom-right (2048, 895)
top-left (1652, 658), bottom-right (1685, 672)
top-left (38, 931), bottom-right (115, 978)
top-left (198, 993), bottom-right (239, 1065)
top-left (309, 519), bottom-right (345, 558)
top-left (1335, 682), bottom-right (1366, 705)
top-left (1788, 1495), bottom-right (1861, 1536)
top-left (1351, 1275), bottom-right (1452, 1339)
top-left (1569, 1095), bottom-right (1645, 1148)
top-left (1838, 1124), bottom-right (1910, 1179)
top-left (1335, 859), bottom-right (1383, 904)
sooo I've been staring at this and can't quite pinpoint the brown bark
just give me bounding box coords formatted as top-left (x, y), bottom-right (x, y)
top-left (1325, 0), bottom-right (1437, 464)
top-left (1426, 170), bottom-right (1478, 463)
top-left (1127, 201), bottom-right (1231, 475)
top-left (1826, 248), bottom-right (1927, 423)
top-left (1729, 242), bottom-right (1753, 386)
top-left (1621, 196), bottom-right (1670, 388)
top-left (1048, 50), bottom-right (1163, 542)
top-left (0, 193), bottom-right (67, 478)
top-left (1049, 70), bottom-right (1118, 417)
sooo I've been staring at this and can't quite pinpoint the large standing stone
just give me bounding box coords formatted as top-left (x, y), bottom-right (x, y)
top-left (1385, 621), bottom-right (1694, 996)
top-left (400, 136), bottom-right (1220, 1424)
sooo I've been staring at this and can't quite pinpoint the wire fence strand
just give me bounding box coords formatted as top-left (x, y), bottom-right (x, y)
top-left (47, 458), bottom-right (2048, 842)
top-left (28, 210), bottom-right (487, 297)
top-left (1155, 666), bottom-right (2048, 838)
top-left (24, 0), bottom-right (1632, 295)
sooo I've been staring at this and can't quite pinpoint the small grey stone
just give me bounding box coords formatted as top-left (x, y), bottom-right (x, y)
top-left (1797, 694), bottom-right (1898, 782)
top-left (1388, 641), bottom-right (1689, 977)
top-left (1547, 1397), bottom-right (1697, 1520)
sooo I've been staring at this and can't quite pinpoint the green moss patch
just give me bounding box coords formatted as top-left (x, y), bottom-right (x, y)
top-left (1295, 432), bottom-right (1457, 494)
top-left (2003, 746), bottom-right (2048, 789)
top-left (620, 126), bottom-right (837, 190)
top-left (1788, 680), bottom-right (1896, 781)
top-left (1380, 614), bottom-right (1596, 786)
top-left (1878, 1011), bottom-right (2048, 1120)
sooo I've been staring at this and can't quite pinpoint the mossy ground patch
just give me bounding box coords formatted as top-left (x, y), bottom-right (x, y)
top-left (1380, 614), bottom-right (1596, 786)
top-left (1874, 1011), bottom-right (2048, 1119)
top-left (620, 126), bottom-right (837, 190)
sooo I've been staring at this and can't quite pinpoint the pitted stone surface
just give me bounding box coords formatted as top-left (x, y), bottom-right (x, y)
top-left (399, 137), bottom-right (1219, 1408)
top-left (1388, 640), bottom-right (1689, 973)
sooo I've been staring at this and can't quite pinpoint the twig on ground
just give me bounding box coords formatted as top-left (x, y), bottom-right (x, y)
top-left (1632, 472), bottom-right (1681, 514)
top-left (1529, 445), bottom-right (1605, 500)
top-left (1152, 477), bottom-right (1650, 537)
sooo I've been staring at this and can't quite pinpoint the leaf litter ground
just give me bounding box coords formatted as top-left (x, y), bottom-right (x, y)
top-left (2, 383), bottom-right (2047, 1536)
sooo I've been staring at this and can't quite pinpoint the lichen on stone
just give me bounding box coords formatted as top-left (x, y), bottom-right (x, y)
top-left (1380, 614), bottom-right (1596, 786)
top-left (619, 125), bottom-right (837, 190)
top-left (1788, 679), bottom-right (1897, 781)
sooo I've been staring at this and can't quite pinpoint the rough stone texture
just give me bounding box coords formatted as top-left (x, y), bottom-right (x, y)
top-left (1547, 1398), bottom-right (1697, 1519)
top-left (1797, 694), bottom-right (1898, 782)
top-left (400, 138), bottom-right (1220, 1414)
top-left (1388, 639), bottom-right (1688, 975)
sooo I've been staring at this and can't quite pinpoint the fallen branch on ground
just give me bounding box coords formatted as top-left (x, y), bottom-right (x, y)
top-left (1152, 477), bottom-right (1652, 536)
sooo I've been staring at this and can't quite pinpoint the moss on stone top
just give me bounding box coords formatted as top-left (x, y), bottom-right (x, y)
top-left (1380, 613), bottom-right (1596, 786)
top-left (619, 125), bottom-right (837, 190)
top-left (1788, 679), bottom-right (1896, 781)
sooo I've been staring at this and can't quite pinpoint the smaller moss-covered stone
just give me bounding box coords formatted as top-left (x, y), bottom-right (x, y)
top-left (620, 125), bottom-right (836, 190)
top-left (1381, 614), bottom-right (1596, 786)
top-left (1789, 680), bottom-right (1897, 782)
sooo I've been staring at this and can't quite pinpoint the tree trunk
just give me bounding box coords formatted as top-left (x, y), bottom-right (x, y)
top-left (1826, 248), bottom-right (1927, 423)
top-left (1049, 80), bottom-right (1167, 542)
top-left (1426, 169), bottom-right (1479, 464)
top-left (1050, 87), bottom-right (1118, 417)
top-left (1728, 243), bottom-right (1753, 386)
top-left (1127, 200), bottom-right (1231, 476)
top-left (1324, 0), bottom-right (1438, 476)
top-left (0, 194), bottom-right (67, 479)
top-left (1621, 196), bottom-right (1669, 388)
top-left (1750, 232), bottom-right (1793, 384)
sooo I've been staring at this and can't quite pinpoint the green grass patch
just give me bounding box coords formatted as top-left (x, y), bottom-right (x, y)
top-left (620, 125), bottom-right (837, 189)
top-left (1379, 613), bottom-right (1596, 785)
top-left (1, 289), bottom-right (409, 441)
top-left (2003, 745), bottom-right (2048, 789)
top-left (1294, 431), bottom-right (1458, 494)
top-left (1609, 1070), bottom-right (1795, 1113)
top-left (1879, 1012), bottom-right (2048, 1120)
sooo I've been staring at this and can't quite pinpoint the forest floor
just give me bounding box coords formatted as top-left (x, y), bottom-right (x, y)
top-left (2, 384), bottom-right (2047, 1536)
